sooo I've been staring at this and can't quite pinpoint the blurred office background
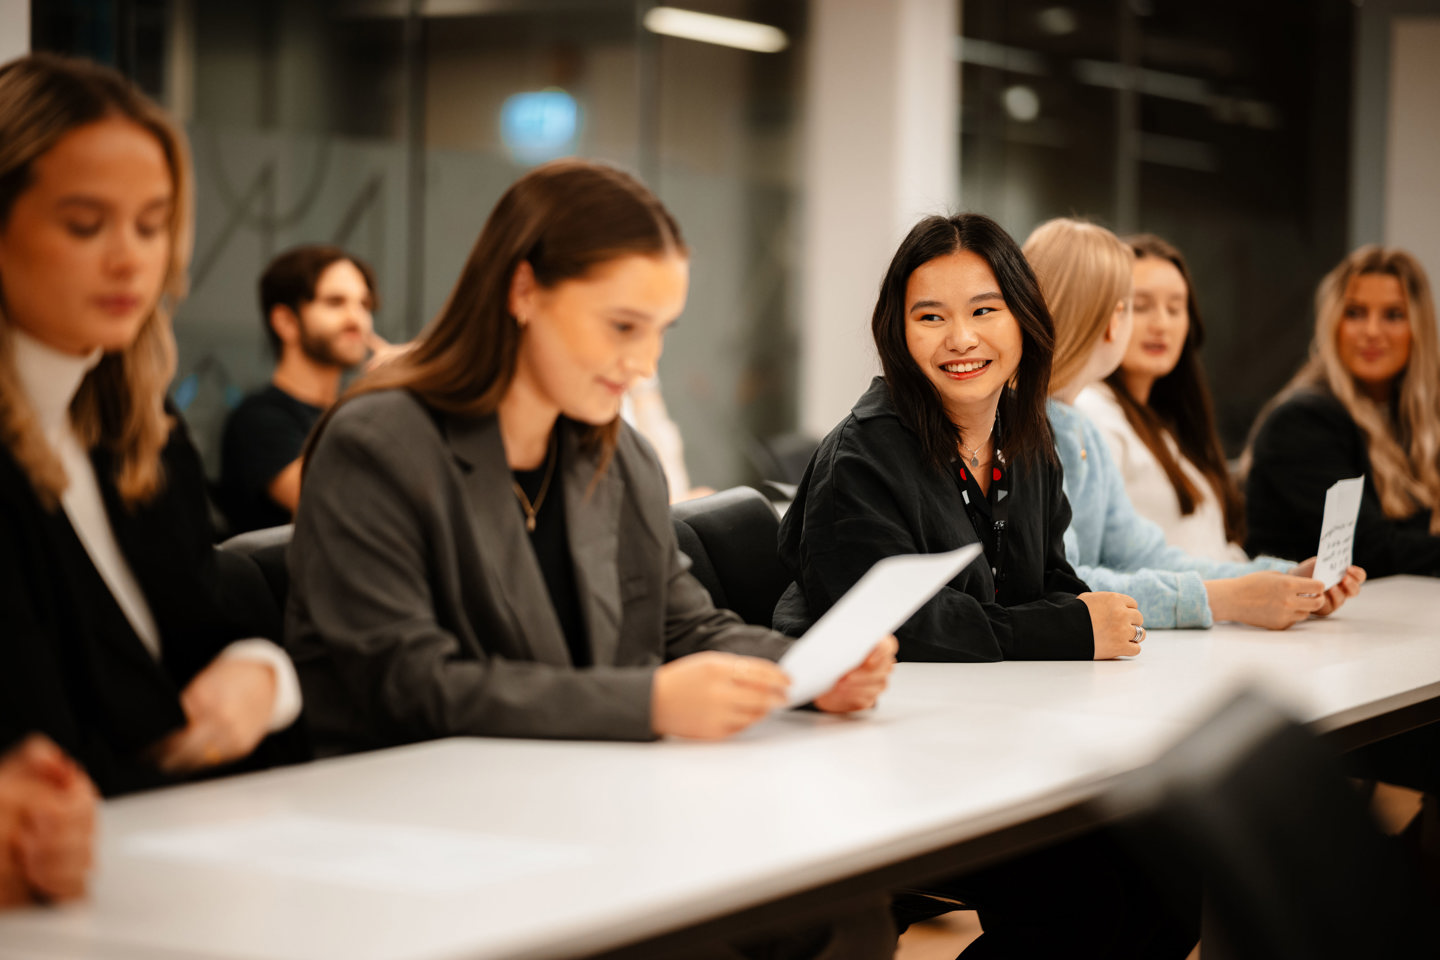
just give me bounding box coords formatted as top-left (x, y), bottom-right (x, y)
top-left (12, 0), bottom-right (1440, 487)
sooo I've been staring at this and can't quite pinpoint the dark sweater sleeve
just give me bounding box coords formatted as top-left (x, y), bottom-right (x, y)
top-left (1247, 393), bottom-right (1440, 577)
top-left (781, 431), bottom-right (1092, 663)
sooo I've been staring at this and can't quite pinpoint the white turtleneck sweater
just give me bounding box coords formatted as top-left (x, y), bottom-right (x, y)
top-left (12, 327), bottom-right (301, 732)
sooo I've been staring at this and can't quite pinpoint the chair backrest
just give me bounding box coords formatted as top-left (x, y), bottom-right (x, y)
top-left (1102, 688), bottom-right (1430, 960)
top-left (671, 486), bottom-right (788, 628)
top-left (219, 524), bottom-right (293, 614)
top-left (221, 498), bottom-right (790, 634)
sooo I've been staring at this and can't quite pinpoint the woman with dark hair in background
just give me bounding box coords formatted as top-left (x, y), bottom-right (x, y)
top-left (776, 213), bottom-right (1194, 958)
top-left (0, 54), bottom-right (301, 798)
top-left (1078, 234), bottom-right (1250, 562)
top-left (1247, 246), bottom-right (1440, 576)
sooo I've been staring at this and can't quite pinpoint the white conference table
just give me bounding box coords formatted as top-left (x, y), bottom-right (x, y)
top-left (1, 576), bottom-right (1437, 960)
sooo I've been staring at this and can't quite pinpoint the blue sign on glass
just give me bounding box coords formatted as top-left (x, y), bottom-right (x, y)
top-left (500, 90), bottom-right (580, 165)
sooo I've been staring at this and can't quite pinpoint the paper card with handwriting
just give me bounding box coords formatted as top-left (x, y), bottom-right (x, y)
top-left (1314, 476), bottom-right (1365, 590)
top-left (779, 543), bottom-right (983, 707)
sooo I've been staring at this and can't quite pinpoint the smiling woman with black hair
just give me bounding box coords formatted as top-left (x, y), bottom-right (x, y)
top-left (775, 212), bottom-right (1143, 663)
top-left (775, 214), bottom-right (1194, 956)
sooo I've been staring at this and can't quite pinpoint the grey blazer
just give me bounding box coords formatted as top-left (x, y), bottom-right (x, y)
top-left (286, 389), bottom-right (792, 755)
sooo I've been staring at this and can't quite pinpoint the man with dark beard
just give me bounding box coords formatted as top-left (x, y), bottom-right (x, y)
top-left (220, 245), bottom-right (379, 534)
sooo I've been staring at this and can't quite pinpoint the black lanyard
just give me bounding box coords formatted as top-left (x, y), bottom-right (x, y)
top-left (955, 455), bottom-right (1012, 599)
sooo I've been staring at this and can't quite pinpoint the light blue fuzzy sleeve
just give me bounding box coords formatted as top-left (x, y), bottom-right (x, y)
top-left (1052, 399), bottom-right (1290, 629)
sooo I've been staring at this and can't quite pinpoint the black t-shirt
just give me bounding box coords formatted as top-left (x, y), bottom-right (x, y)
top-left (513, 446), bottom-right (591, 668)
top-left (220, 385), bottom-right (322, 535)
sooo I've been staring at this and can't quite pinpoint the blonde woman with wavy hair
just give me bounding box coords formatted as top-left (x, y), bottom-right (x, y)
top-left (0, 53), bottom-right (302, 797)
top-left (1247, 246), bottom-right (1440, 575)
top-left (1028, 217), bottom-right (1362, 630)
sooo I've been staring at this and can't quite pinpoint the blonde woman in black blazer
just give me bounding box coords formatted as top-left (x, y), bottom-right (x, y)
top-left (0, 55), bottom-right (301, 799)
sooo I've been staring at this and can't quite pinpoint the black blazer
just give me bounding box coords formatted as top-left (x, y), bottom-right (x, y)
top-left (1246, 385), bottom-right (1440, 577)
top-left (0, 421), bottom-right (291, 796)
top-left (774, 378), bottom-right (1094, 662)
top-left (287, 389), bottom-right (792, 756)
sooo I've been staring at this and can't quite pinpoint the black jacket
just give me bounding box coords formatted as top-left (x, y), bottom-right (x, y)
top-left (774, 378), bottom-right (1094, 662)
top-left (0, 420), bottom-right (294, 795)
top-left (1246, 385), bottom-right (1440, 577)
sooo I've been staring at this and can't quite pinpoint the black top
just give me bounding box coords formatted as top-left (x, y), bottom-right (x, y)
top-left (774, 377), bottom-right (1094, 662)
top-left (953, 456), bottom-right (1015, 599)
top-left (0, 416), bottom-right (299, 796)
top-left (1246, 385), bottom-right (1440, 577)
top-left (513, 443), bottom-right (590, 668)
top-left (220, 384), bottom-right (323, 534)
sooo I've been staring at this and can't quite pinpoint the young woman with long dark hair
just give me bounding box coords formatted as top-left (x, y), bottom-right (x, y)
top-left (775, 213), bottom-right (1140, 662)
top-left (1077, 234), bottom-right (1248, 561)
top-left (776, 213), bottom-right (1195, 958)
top-left (287, 158), bottom-right (899, 959)
top-left (288, 158), bottom-right (894, 750)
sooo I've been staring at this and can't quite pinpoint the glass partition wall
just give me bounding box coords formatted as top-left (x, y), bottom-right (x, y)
top-left (957, 0), bottom-right (1354, 451)
top-left (33, 0), bottom-right (806, 489)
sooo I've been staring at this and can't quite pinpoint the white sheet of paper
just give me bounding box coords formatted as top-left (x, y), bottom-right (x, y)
top-left (121, 815), bottom-right (590, 894)
top-left (779, 544), bottom-right (983, 706)
top-left (1314, 476), bottom-right (1365, 590)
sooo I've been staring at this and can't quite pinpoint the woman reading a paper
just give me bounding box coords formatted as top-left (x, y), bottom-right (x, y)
top-left (1246, 246), bottom-right (1440, 577)
top-left (288, 159), bottom-right (894, 756)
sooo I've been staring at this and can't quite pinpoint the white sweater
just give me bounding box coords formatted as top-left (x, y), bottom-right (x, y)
top-left (1076, 382), bottom-right (1251, 564)
top-left (13, 328), bottom-right (300, 731)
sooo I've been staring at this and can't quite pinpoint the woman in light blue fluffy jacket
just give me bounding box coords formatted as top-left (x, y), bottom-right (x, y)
top-left (1023, 218), bottom-right (1364, 629)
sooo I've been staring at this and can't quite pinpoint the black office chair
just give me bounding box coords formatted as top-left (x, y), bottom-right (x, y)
top-left (671, 486), bottom-right (790, 628)
top-left (219, 524), bottom-right (293, 614)
top-left (744, 431), bottom-right (821, 488)
top-left (1102, 688), bottom-right (1431, 960)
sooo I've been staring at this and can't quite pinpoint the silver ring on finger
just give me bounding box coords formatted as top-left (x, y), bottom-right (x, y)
top-left (1131, 624), bottom-right (1145, 644)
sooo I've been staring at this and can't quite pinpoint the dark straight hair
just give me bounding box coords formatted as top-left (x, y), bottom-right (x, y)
top-left (1106, 234), bottom-right (1244, 545)
top-left (872, 213), bottom-right (1057, 471)
top-left (307, 158), bottom-right (685, 470)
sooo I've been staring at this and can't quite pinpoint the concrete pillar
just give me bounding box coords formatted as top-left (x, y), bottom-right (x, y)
top-left (0, 0), bottom-right (28, 64)
top-left (800, 0), bottom-right (958, 438)
top-left (1384, 17), bottom-right (1440, 280)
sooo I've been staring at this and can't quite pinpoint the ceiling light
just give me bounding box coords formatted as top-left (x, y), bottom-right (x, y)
top-left (1003, 85), bottom-right (1041, 122)
top-left (642, 7), bottom-right (788, 54)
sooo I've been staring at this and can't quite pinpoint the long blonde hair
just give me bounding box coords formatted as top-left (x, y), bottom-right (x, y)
top-left (1022, 218), bottom-right (1132, 394)
top-left (0, 54), bottom-right (193, 510)
top-left (1280, 246), bottom-right (1440, 530)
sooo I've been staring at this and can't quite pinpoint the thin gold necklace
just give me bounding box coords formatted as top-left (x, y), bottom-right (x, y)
top-left (512, 431), bottom-right (558, 533)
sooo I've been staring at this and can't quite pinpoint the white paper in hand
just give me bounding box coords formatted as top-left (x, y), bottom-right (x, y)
top-left (1314, 476), bottom-right (1364, 590)
top-left (779, 543), bottom-right (983, 707)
